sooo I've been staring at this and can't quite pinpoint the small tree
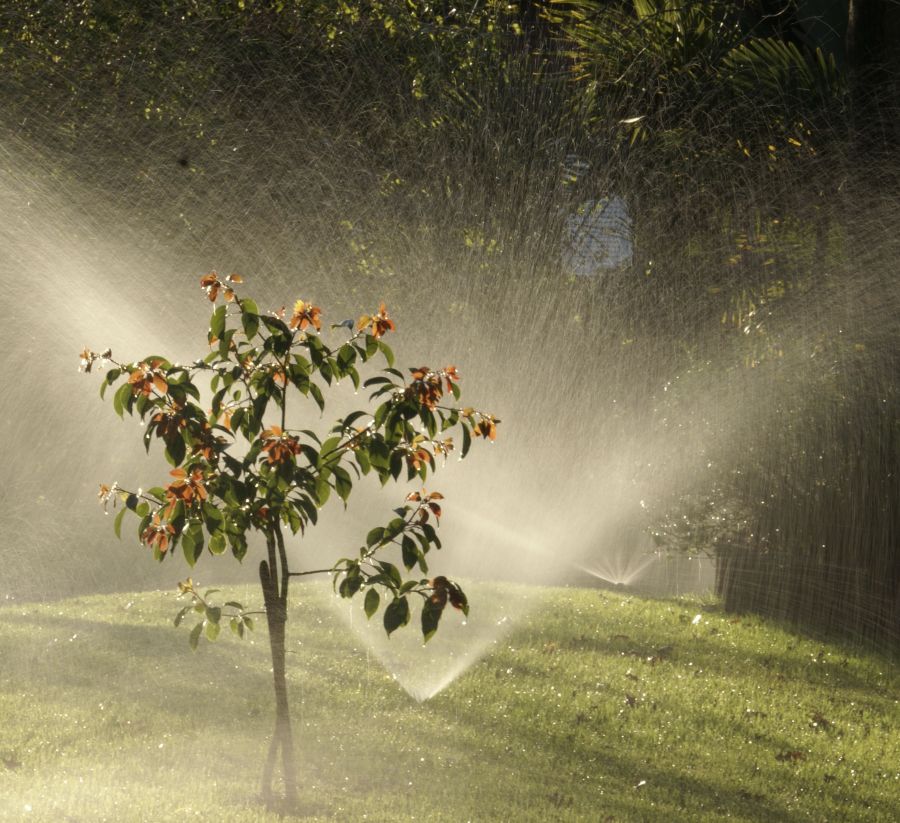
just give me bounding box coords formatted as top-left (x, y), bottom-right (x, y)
top-left (81, 273), bottom-right (498, 808)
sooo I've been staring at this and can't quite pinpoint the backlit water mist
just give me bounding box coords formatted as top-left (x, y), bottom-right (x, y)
top-left (0, 125), bottom-right (728, 698)
top-left (2, 31), bottom-right (898, 714)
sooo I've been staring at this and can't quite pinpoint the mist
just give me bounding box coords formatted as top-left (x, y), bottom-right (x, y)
top-left (1, 2), bottom-right (898, 817)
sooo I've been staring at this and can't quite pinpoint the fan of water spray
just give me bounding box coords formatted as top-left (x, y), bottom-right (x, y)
top-left (326, 580), bottom-right (537, 703)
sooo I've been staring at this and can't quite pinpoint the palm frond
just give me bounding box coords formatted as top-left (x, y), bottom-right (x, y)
top-left (723, 38), bottom-right (845, 103)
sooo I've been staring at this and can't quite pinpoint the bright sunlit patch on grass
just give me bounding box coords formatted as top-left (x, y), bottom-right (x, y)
top-left (1, 584), bottom-right (897, 821)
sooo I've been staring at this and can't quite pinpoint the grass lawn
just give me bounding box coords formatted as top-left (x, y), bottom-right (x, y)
top-left (0, 581), bottom-right (897, 821)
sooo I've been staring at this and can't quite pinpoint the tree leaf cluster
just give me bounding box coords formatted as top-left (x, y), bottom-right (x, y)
top-left (84, 272), bottom-right (498, 643)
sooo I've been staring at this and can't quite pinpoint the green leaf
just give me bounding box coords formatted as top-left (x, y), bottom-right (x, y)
top-left (366, 526), bottom-right (386, 548)
top-left (211, 387), bottom-right (226, 416)
top-left (163, 500), bottom-right (184, 532)
top-left (442, 409), bottom-right (459, 431)
top-left (113, 383), bottom-right (131, 418)
top-left (296, 494), bottom-right (319, 526)
top-left (173, 606), bottom-right (189, 628)
top-left (286, 504), bottom-right (303, 535)
top-left (99, 368), bottom-right (121, 400)
top-left (182, 523), bottom-right (204, 566)
top-left (401, 535), bottom-right (418, 571)
top-left (113, 507), bottom-right (127, 539)
top-left (138, 512), bottom-right (152, 544)
top-left (210, 305), bottom-right (227, 340)
top-left (363, 375), bottom-right (394, 388)
top-left (421, 597), bottom-right (443, 642)
top-left (378, 560), bottom-right (403, 588)
top-left (318, 436), bottom-right (342, 467)
top-left (188, 621), bottom-right (203, 650)
top-left (374, 402), bottom-right (390, 429)
top-left (461, 423), bottom-right (472, 459)
top-left (333, 466), bottom-right (352, 502)
top-left (314, 474), bottom-right (331, 506)
top-left (378, 340), bottom-right (395, 367)
top-left (420, 407), bottom-right (437, 438)
top-left (309, 382), bottom-right (324, 412)
top-left (261, 315), bottom-right (290, 336)
top-left (251, 393), bottom-right (268, 425)
top-left (337, 344), bottom-right (357, 371)
top-left (389, 450), bottom-right (403, 480)
top-left (338, 573), bottom-right (363, 598)
top-left (354, 447), bottom-right (371, 475)
top-left (209, 531), bottom-right (226, 555)
top-left (182, 381), bottom-right (201, 402)
top-left (205, 620), bottom-right (220, 641)
top-left (202, 501), bottom-right (224, 533)
top-left (364, 587), bottom-right (380, 619)
top-left (306, 333), bottom-right (326, 364)
top-left (342, 410), bottom-right (369, 429)
top-left (383, 596), bottom-right (410, 636)
top-left (164, 435), bottom-right (186, 467)
top-left (384, 517), bottom-right (406, 541)
top-left (181, 527), bottom-right (196, 566)
top-left (421, 522), bottom-right (441, 550)
top-left (241, 299), bottom-right (260, 339)
top-left (230, 533), bottom-right (248, 562)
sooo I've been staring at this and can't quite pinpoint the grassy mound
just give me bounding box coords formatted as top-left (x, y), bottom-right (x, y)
top-left (0, 583), bottom-right (897, 821)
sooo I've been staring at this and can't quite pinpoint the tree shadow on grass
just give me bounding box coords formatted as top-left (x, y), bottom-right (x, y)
top-left (1, 610), bottom-right (273, 726)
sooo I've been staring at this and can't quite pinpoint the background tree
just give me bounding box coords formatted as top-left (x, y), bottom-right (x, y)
top-left (82, 273), bottom-right (498, 808)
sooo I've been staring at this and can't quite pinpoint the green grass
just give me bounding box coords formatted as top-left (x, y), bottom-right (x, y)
top-left (0, 582), bottom-right (897, 822)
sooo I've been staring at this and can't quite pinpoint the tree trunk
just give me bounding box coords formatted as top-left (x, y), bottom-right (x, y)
top-left (846, 0), bottom-right (900, 152)
top-left (259, 521), bottom-right (298, 808)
